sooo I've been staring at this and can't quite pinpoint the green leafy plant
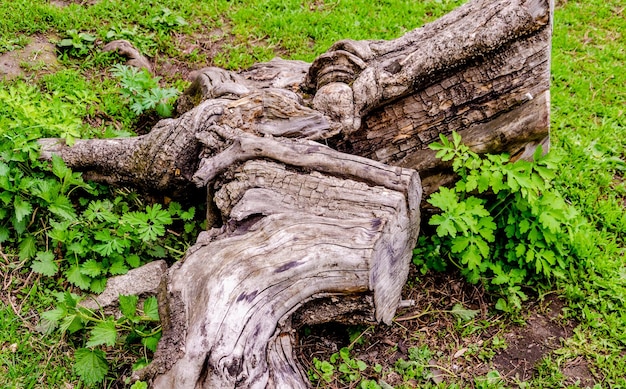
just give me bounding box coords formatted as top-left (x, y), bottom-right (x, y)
top-left (413, 132), bottom-right (593, 311)
top-left (309, 346), bottom-right (380, 387)
top-left (111, 64), bottom-right (180, 118)
top-left (310, 357), bottom-right (335, 383)
top-left (394, 345), bottom-right (435, 382)
top-left (474, 370), bottom-right (506, 389)
top-left (36, 197), bottom-right (199, 293)
top-left (0, 83), bottom-right (96, 267)
top-left (40, 292), bottom-right (160, 385)
top-left (0, 78), bottom-right (198, 287)
top-left (130, 381), bottom-right (149, 389)
top-left (57, 30), bottom-right (97, 57)
top-left (149, 8), bottom-right (188, 31)
top-left (0, 76), bottom-right (200, 388)
top-left (477, 336), bottom-right (507, 362)
top-left (0, 36), bottom-right (29, 54)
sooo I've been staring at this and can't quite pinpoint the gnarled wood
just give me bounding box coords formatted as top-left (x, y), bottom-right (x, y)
top-left (38, 0), bottom-right (554, 386)
top-left (41, 0), bottom-right (552, 201)
top-left (140, 159), bottom-right (420, 388)
top-left (306, 0), bottom-right (553, 197)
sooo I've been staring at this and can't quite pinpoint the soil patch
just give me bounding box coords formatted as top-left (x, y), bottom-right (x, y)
top-left (562, 357), bottom-right (597, 388)
top-left (297, 271), bottom-right (494, 385)
top-left (297, 272), bottom-right (592, 387)
top-left (493, 294), bottom-right (572, 380)
top-left (0, 36), bottom-right (59, 80)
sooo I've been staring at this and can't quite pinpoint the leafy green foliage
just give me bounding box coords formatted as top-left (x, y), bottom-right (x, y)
top-left (0, 83), bottom-right (95, 266)
top-left (414, 132), bottom-right (594, 311)
top-left (450, 303), bottom-right (479, 321)
top-left (130, 381), bottom-right (149, 389)
top-left (57, 30), bottom-right (97, 57)
top-left (0, 76), bottom-right (200, 387)
top-left (309, 346), bottom-right (376, 387)
top-left (149, 8), bottom-right (188, 30)
top-left (73, 348), bottom-right (109, 386)
top-left (0, 80), bottom-right (199, 289)
top-left (473, 370), bottom-right (506, 389)
top-left (111, 64), bottom-right (180, 118)
top-left (43, 197), bottom-right (199, 293)
top-left (42, 292), bottom-right (161, 385)
top-left (0, 35), bottom-right (29, 54)
top-left (394, 345), bottom-right (434, 381)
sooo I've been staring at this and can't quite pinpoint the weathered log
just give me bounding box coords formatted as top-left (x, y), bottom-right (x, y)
top-left (36, 0), bottom-right (554, 386)
top-left (138, 158), bottom-right (421, 388)
top-left (39, 0), bottom-right (553, 200)
top-left (306, 0), bottom-right (553, 197)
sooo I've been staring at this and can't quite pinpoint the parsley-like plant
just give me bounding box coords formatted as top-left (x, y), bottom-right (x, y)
top-left (413, 132), bottom-right (592, 312)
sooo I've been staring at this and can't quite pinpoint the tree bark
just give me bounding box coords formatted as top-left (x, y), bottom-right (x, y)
top-left (141, 158), bottom-right (421, 388)
top-left (41, 0), bottom-right (552, 199)
top-left (38, 0), bottom-right (553, 386)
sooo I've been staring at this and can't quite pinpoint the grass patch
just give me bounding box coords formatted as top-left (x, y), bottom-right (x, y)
top-left (0, 0), bottom-right (624, 387)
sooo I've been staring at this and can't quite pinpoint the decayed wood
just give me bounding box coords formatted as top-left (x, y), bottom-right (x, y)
top-left (306, 0), bottom-right (553, 196)
top-left (103, 39), bottom-right (152, 72)
top-left (40, 0), bottom-right (552, 201)
top-left (136, 158), bottom-right (421, 388)
top-left (38, 86), bottom-right (332, 199)
top-left (36, 0), bottom-right (555, 386)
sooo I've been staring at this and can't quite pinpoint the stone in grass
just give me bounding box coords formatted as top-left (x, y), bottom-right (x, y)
top-left (80, 260), bottom-right (167, 317)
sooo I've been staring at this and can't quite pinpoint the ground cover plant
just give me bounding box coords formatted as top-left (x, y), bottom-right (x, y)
top-left (0, 0), bottom-right (623, 387)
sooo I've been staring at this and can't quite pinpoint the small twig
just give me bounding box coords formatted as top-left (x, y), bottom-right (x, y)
top-left (423, 364), bottom-right (458, 378)
top-left (7, 293), bottom-right (36, 331)
top-left (16, 272), bottom-right (38, 314)
top-left (347, 325), bottom-right (374, 350)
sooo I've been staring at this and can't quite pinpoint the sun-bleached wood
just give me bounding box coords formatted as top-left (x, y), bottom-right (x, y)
top-left (37, 0), bottom-right (553, 386)
top-left (140, 159), bottom-right (420, 388)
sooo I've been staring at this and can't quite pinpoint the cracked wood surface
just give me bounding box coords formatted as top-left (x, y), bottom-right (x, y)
top-left (140, 160), bottom-right (421, 388)
top-left (37, 0), bottom-right (554, 386)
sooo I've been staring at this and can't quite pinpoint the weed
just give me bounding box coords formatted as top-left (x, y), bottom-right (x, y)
top-left (413, 132), bottom-right (594, 312)
top-left (474, 370), bottom-right (506, 389)
top-left (111, 64), bottom-right (180, 118)
top-left (0, 36), bottom-right (30, 54)
top-left (57, 30), bottom-right (97, 58)
top-left (309, 346), bottom-right (377, 387)
top-left (148, 8), bottom-right (188, 31)
top-left (40, 292), bottom-right (160, 385)
top-left (0, 77), bottom-right (200, 386)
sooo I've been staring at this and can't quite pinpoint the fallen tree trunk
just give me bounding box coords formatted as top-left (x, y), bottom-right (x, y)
top-left (38, 0), bottom-right (553, 387)
top-left (40, 0), bottom-right (552, 201)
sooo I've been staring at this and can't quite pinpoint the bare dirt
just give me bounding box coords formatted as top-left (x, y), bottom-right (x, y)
top-left (493, 295), bottom-right (571, 380)
top-left (0, 35), bottom-right (59, 80)
top-left (298, 272), bottom-right (596, 387)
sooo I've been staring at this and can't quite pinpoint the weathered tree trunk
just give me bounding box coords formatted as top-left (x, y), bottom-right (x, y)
top-left (39, 0), bottom-right (553, 387)
top-left (143, 158), bottom-right (421, 388)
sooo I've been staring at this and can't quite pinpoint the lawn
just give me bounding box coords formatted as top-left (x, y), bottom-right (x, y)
top-left (0, 0), bottom-right (624, 387)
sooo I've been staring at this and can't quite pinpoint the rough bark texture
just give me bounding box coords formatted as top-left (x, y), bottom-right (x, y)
top-left (305, 0), bottom-right (553, 197)
top-left (38, 0), bottom-right (553, 387)
top-left (143, 160), bottom-right (421, 388)
top-left (41, 0), bottom-right (551, 201)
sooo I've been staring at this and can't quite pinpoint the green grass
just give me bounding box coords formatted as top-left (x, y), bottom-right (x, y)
top-left (0, 0), bottom-right (624, 387)
top-left (0, 306), bottom-right (73, 387)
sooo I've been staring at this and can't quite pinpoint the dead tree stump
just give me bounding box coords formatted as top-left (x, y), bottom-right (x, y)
top-left (38, 0), bottom-right (553, 386)
top-left (148, 158), bottom-right (421, 388)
